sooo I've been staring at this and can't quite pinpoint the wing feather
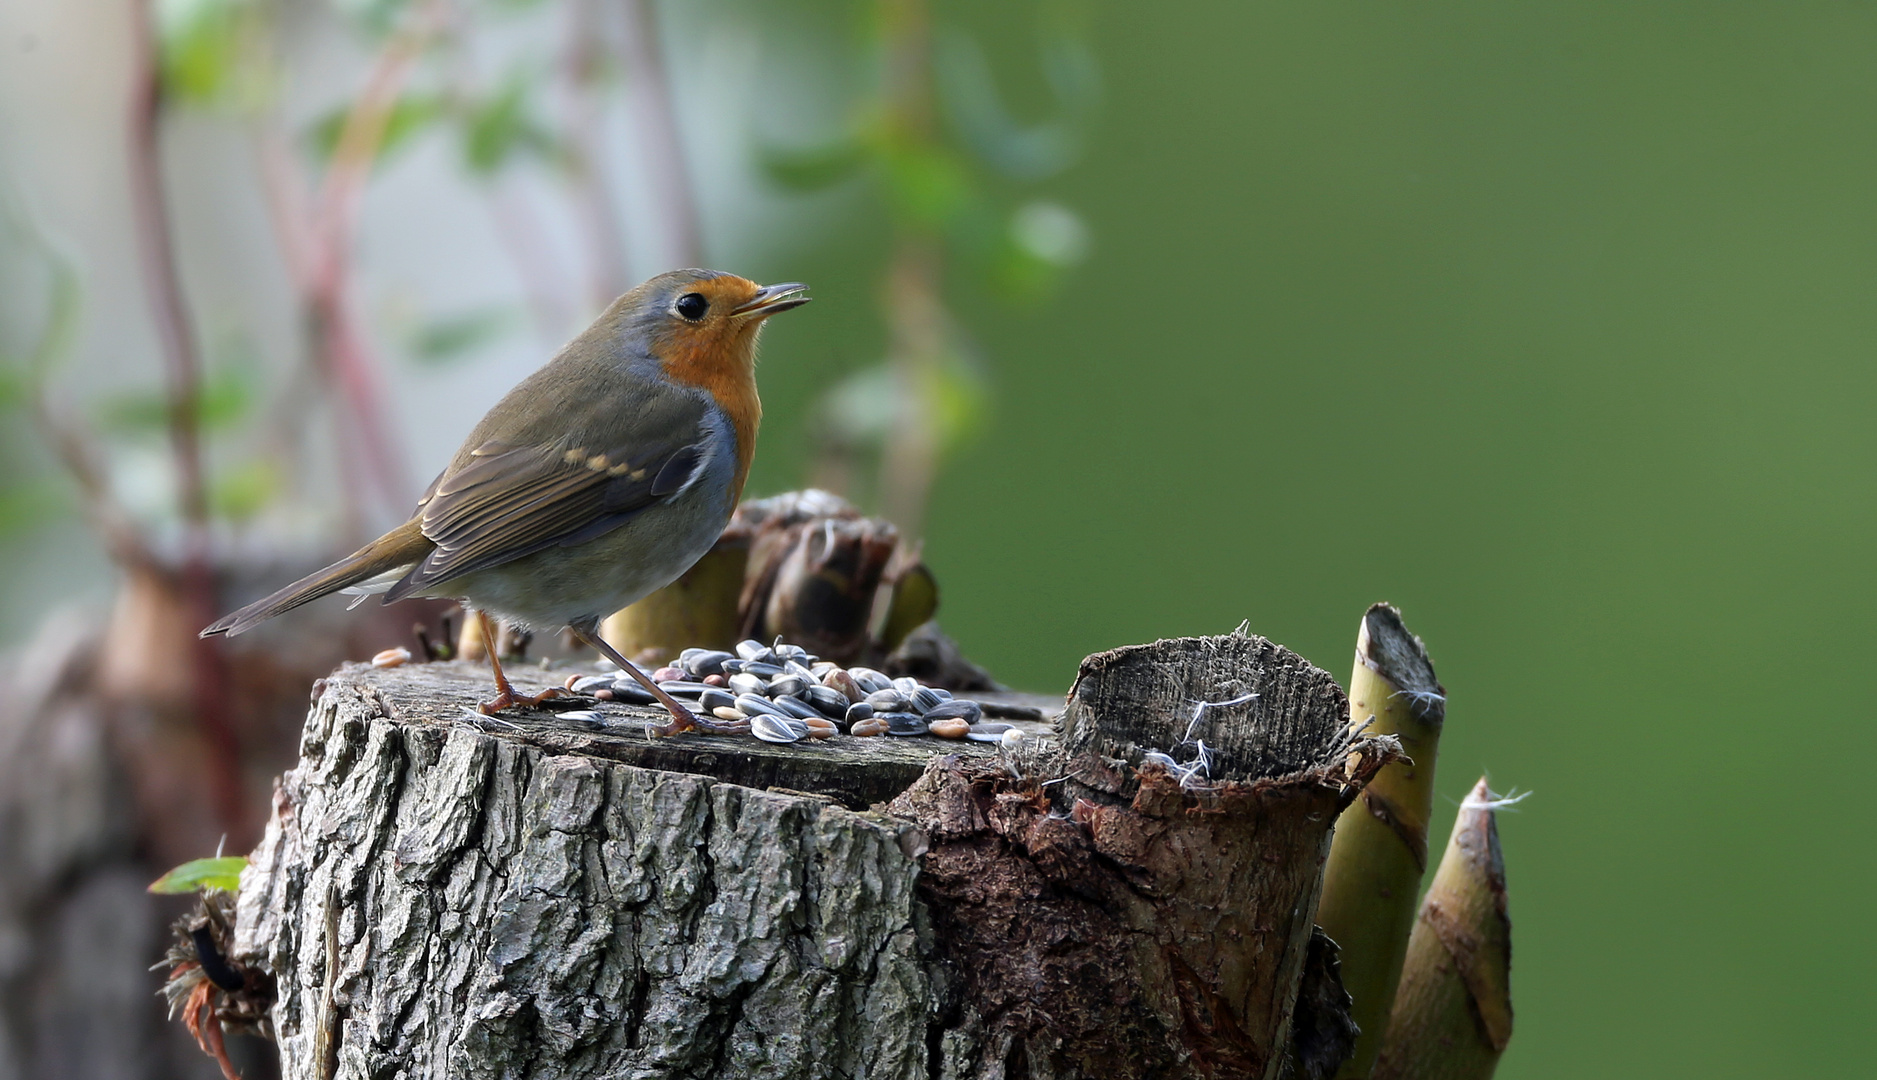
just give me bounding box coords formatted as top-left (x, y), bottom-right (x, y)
top-left (382, 433), bottom-right (709, 602)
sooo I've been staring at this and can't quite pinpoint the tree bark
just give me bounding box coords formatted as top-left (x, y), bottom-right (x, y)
top-left (232, 633), bottom-right (1388, 1080)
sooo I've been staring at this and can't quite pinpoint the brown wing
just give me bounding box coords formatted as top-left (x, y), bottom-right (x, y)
top-left (381, 435), bottom-right (707, 602)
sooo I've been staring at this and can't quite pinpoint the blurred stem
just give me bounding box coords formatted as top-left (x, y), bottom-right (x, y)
top-left (252, 3), bottom-right (445, 531)
top-left (126, 0), bottom-right (243, 832)
top-left (1316, 603), bottom-right (1447, 1080)
top-left (129, 1), bottom-right (209, 538)
top-left (875, 0), bottom-right (945, 537)
top-left (305, 2), bottom-right (447, 514)
top-left (1372, 777), bottom-right (1514, 1080)
top-left (563, 0), bottom-right (632, 306)
top-left (879, 243), bottom-right (944, 535)
top-left (618, 0), bottom-right (700, 267)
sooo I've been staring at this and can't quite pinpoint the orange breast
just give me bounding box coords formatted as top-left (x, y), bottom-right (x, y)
top-left (658, 333), bottom-right (762, 501)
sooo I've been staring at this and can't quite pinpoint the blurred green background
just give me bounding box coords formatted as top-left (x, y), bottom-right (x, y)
top-left (4, 1), bottom-right (1872, 1077)
top-left (757, 3), bottom-right (1875, 1076)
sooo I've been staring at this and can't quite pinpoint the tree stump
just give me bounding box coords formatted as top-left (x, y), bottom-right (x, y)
top-left (232, 632), bottom-right (1390, 1080)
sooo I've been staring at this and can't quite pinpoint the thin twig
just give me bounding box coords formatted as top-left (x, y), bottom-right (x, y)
top-left (618, 0), bottom-right (700, 267)
top-left (563, 0), bottom-right (633, 306)
top-left (126, 0), bottom-right (244, 832)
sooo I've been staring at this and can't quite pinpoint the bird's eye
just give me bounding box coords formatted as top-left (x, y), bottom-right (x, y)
top-left (674, 293), bottom-right (709, 321)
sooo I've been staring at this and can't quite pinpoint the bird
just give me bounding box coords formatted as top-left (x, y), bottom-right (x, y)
top-left (201, 269), bottom-right (809, 736)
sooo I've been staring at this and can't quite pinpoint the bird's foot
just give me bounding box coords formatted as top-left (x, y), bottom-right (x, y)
top-left (478, 685), bottom-right (569, 715)
top-left (648, 700), bottom-right (750, 737)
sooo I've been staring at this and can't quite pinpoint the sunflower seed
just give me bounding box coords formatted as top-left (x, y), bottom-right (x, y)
top-left (865, 689), bottom-right (909, 712)
top-left (735, 639), bottom-right (771, 662)
top-left (736, 693), bottom-right (784, 717)
top-left (558, 709), bottom-right (603, 722)
top-left (712, 706), bottom-right (747, 722)
top-left (965, 722), bottom-right (1013, 743)
top-left (654, 681), bottom-right (712, 697)
top-left (822, 669), bottom-right (863, 703)
top-left (803, 717), bottom-right (837, 740)
top-left (569, 674), bottom-right (614, 694)
top-left (751, 713), bottom-right (805, 743)
top-left (728, 673), bottom-right (768, 697)
top-left (770, 695), bottom-right (820, 721)
top-left (783, 660), bottom-right (818, 680)
top-left (741, 661), bottom-right (786, 678)
top-left (606, 681), bottom-right (657, 705)
top-left (881, 712), bottom-right (927, 736)
top-left (804, 685), bottom-right (850, 718)
top-left (923, 699), bottom-right (983, 724)
top-left (682, 650), bottom-right (736, 678)
top-left (911, 687), bottom-right (947, 714)
top-left (892, 677), bottom-right (922, 695)
top-left (699, 688), bottom-right (738, 712)
top-left (845, 702), bottom-right (875, 725)
top-left (767, 674), bottom-right (808, 698)
top-left (849, 667), bottom-right (892, 694)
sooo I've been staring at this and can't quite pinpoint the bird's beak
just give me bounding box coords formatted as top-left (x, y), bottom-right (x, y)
top-left (733, 282), bottom-right (811, 319)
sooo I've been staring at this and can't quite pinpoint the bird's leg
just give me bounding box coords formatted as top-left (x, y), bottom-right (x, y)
top-left (476, 611), bottom-right (568, 714)
top-left (571, 627), bottom-right (746, 736)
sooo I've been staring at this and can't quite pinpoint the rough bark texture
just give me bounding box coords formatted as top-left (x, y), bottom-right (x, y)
top-left (888, 633), bottom-right (1377, 1080)
top-left (233, 633), bottom-right (1378, 1080)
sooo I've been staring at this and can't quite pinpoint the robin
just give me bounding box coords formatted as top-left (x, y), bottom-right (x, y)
top-left (201, 269), bottom-right (809, 736)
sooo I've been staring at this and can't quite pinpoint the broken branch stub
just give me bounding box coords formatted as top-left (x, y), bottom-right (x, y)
top-left (1371, 777), bottom-right (1514, 1080)
top-left (891, 632), bottom-right (1395, 1080)
top-left (1316, 603), bottom-right (1446, 1080)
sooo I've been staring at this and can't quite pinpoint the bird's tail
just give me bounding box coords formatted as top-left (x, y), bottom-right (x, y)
top-left (200, 520), bottom-right (432, 638)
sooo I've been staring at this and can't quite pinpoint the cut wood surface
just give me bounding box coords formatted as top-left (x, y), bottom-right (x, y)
top-left (233, 634), bottom-right (1387, 1080)
top-left (321, 659), bottom-right (1057, 807)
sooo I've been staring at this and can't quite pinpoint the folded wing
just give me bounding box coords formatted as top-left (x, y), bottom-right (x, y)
top-left (383, 434), bottom-right (707, 603)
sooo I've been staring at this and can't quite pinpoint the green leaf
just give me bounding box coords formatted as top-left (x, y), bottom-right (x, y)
top-left (208, 458), bottom-right (278, 523)
top-left (992, 200), bottom-right (1090, 301)
top-left (149, 856), bottom-right (248, 895)
top-left (404, 306), bottom-right (517, 364)
top-left (0, 478), bottom-right (69, 539)
top-left (99, 366), bottom-right (253, 435)
top-left (305, 94), bottom-right (445, 167)
top-left (0, 367), bottom-right (25, 411)
top-left (330, 0), bottom-right (412, 38)
top-left (157, 0), bottom-right (265, 108)
top-left (462, 76), bottom-right (557, 175)
top-left (934, 26), bottom-right (1099, 180)
top-left (755, 137), bottom-right (867, 192)
top-left (882, 141), bottom-right (972, 228)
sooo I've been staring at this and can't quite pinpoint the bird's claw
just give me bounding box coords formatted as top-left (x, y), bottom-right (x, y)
top-left (477, 685), bottom-right (569, 715)
top-left (648, 702), bottom-right (749, 737)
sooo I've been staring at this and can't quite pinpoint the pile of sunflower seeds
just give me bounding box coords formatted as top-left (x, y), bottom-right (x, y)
top-left (562, 638), bottom-right (1022, 746)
